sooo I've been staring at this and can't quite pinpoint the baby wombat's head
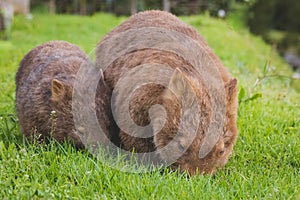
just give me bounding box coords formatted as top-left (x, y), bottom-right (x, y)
top-left (50, 77), bottom-right (83, 147)
top-left (153, 68), bottom-right (238, 175)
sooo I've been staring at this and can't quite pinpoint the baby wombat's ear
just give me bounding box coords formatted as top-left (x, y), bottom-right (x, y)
top-left (225, 78), bottom-right (238, 101)
top-left (51, 79), bottom-right (66, 101)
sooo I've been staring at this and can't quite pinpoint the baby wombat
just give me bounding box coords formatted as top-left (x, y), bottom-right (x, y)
top-left (96, 10), bottom-right (238, 175)
top-left (16, 41), bottom-right (113, 148)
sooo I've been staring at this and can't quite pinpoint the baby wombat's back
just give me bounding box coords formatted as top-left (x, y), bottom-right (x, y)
top-left (16, 41), bottom-right (86, 89)
top-left (16, 41), bottom-right (88, 146)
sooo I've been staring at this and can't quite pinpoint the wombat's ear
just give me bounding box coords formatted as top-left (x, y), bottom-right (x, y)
top-left (225, 78), bottom-right (238, 100)
top-left (166, 68), bottom-right (190, 99)
top-left (51, 79), bottom-right (66, 101)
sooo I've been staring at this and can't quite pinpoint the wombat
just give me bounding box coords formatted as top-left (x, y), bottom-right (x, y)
top-left (16, 41), bottom-right (114, 148)
top-left (96, 10), bottom-right (238, 175)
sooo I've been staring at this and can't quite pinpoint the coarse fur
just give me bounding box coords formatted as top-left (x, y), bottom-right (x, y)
top-left (96, 10), bottom-right (238, 175)
top-left (16, 41), bottom-right (114, 148)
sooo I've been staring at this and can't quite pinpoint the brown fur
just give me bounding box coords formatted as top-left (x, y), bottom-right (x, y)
top-left (16, 41), bottom-right (114, 148)
top-left (96, 10), bottom-right (238, 175)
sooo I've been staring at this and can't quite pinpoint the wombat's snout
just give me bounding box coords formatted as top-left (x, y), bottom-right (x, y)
top-left (170, 144), bottom-right (228, 176)
top-left (169, 151), bottom-right (218, 176)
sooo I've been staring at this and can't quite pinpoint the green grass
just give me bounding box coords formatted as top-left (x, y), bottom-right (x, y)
top-left (0, 12), bottom-right (299, 199)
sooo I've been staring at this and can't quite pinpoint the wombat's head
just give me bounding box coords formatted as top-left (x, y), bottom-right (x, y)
top-left (50, 78), bottom-right (84, 148)
top-left (153, 68), bottom-right (238, 175)
top-left (50, 72), bottom-right (112, 149)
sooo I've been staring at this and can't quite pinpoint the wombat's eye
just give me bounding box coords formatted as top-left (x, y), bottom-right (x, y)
top-left (219, 150), bottom-right (225, 156)
top-left (177, 142), bottom-right (185, 152)
top-left (224, 141), bottom-right (231, 148)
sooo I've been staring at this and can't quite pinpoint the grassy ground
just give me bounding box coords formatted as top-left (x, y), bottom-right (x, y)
top-left (0, 12), bottom-right (299, 199)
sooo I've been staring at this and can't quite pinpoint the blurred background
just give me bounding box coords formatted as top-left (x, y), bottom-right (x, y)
top-left (1, 0), bottom-right (300, 72)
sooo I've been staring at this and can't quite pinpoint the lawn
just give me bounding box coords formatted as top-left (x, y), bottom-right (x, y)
top-left (0, 12), bottom-right (299, 199)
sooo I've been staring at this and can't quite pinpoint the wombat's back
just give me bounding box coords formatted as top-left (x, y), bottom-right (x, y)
top-left (99, 10), bottom-right (231, 83)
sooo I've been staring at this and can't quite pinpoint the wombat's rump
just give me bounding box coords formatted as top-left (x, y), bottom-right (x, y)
top-left (96, 10), bottom-right (238, 175)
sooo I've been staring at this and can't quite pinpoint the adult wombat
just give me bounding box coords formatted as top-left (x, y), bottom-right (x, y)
top-left (16, 41), bottom-right (113, 148)
top-left (96, 10), bottom-right (238, 175)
